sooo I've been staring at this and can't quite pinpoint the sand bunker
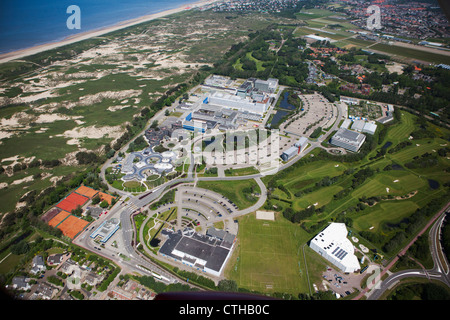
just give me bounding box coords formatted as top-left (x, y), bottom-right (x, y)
top-left (256, 211), bottom-right (275, 221)
top-left (359, 244), bottom-right (369, 253)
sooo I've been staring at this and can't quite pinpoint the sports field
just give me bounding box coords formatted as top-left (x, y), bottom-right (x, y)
top-left (56, 192), bottom-right (89, 212)
top-left (48, 210), bottom-right (71, 228)
top-left (226, 212), bottom-right (315, 295)
top-left (75, 185), bottom-right (99, 198)
top-left (97, 191), bottom-right (116, 205)
top-left (57, 215), bottom-right (90, 239)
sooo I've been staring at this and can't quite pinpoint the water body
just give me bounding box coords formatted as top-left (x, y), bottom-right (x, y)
top-left (278, 91), bottom-right (296, 110)
top-left (0, 0), bottom-right (193, 54)
top-left (428, 179), bottom-right (439, 190)
top-left (270, 110), bottom-right (289, 128)
top-left (382, 141), bottom-right (392, 150)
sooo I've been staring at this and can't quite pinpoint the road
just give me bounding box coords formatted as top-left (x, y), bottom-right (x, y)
top-left (75, 91), bottom-right (375, 295)
top-left (354, 203), bottom-right (450, 300)
top-left (74, 90), bottom-right (450, 299)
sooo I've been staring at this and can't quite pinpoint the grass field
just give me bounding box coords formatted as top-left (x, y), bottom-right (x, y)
top-left (196, 179), bottom-right (260, 209)
top-left (265, 109), bottom-right (449, 258)
top-left (225, 212), bottom-right (315, 295)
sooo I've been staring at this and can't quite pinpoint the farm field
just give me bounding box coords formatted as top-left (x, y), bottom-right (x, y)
top-left (370, 43), bottom-right (450, 65)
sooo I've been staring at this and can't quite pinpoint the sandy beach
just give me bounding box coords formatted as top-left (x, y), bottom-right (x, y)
top-left (0, 0), bottom-right (220, 64)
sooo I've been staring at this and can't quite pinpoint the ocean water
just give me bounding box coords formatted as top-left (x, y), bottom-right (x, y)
top-left (0, 0), bottom-right (194, 54)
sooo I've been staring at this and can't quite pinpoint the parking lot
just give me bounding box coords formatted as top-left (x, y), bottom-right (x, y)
top-left (280, 93), bottom-right (336, 138)
top-left (319, 266), bottom-right (364, 298)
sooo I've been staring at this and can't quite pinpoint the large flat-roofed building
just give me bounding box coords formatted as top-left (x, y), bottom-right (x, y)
top-left (208, 91), bottom-right (270, 115)
top-left (310, 223), bottom-right (360, 273)
top-left (294, 136), bottom-right (308, 151)
top-left (159, 228), bottom-right (236, 277)
top-left (281, 136), bottom-right (308, 161)
top-left (330, 128), bottom-right (366, 152)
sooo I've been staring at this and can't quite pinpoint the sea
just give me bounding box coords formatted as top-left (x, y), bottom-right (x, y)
top-left (0, 0), bottom-right (195, 54)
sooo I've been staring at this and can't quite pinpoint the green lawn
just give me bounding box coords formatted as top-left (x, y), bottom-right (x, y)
top-left (352, 200), bottom-right (420, 233)
top-left (196, 179), bottom-right (260, 209)
top-left (225, 212), bottom-right (314, 295)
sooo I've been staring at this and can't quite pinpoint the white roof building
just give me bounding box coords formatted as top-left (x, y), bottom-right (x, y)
top-left (305, 34), bottom-right (331, 43)
top-left (351, 120), bottom-right (365, 132)
top-left (362, 122), bottom-right (377, 135)
top-left (310, 223), bottom-right (360, 273)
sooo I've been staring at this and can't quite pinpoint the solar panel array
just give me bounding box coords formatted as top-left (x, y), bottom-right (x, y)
top-left (332, 246), bottom-right (348, 260)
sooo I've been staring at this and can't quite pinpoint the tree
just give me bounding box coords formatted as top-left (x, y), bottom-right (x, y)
top-left (99, 200), bottom-right (109, 208)
top-left (91, 195), bottom-right (101, 205)
top-left (218, 279), bottom-right (238, 292)
top-left (10, 240), bottom-right (30, 255)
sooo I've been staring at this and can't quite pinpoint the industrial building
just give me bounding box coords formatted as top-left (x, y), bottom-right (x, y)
top-left (294, 137), bottom-right (308, 151)
top-left (208, 91), bottom-right (270, 115)
top-left (350, 120), bottom-right (377, 135)
top-left (340, 97), bottom-right (358, 105)
top-left (362, 122), bottom-right (377, 135)
top-left (280, 146), bottom-right (298, 162)
top-left (159, 227), bottom-right (236, 277)
top-left (330, 128), bottom-right (366, 152)
top-left (281, 136), bottom-right (308, 161)
top-left (351, 119), bottom-right (366, 132)
top-left (340, 119), bottom-right (352, 129)
top-left (310, 223), bottom-right (360, 273)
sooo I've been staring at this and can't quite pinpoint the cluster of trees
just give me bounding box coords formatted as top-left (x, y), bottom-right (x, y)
top-left (282, 204), bottom-right (327, 224)
top-left (135, 274), bottom-right (199, 294)
top-left (76, 151), bottom-right (99, 165)
top-left (127, 136), bottom-right (149, 153)
top-left (389, 282), bottom-right (450, 300)
top-left (0, 159), bottom-right (62, 176)
top-left (404, 152), bottom-right (439, 169)
top-left (213, 24), bottom-right (310, 87)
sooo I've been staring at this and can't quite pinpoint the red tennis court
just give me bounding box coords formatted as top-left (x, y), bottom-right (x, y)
top-left (75, 185), bottom-right (99, 199)
top-left (57, 215), bottom-right (90, 239)
top-left (48, 210), bottom-right (71, 228)
top-left (97, 192), bottom-right (116, 205)
top-left (56, 192), bottom-right (88, 213)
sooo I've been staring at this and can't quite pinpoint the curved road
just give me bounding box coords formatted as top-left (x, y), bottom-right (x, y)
top-left (79, 93), bottom-right (450, 299)
top-left (356, 203), bottom-right (450, 300)
top-left (77, 92), bottom-right (345, 288)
